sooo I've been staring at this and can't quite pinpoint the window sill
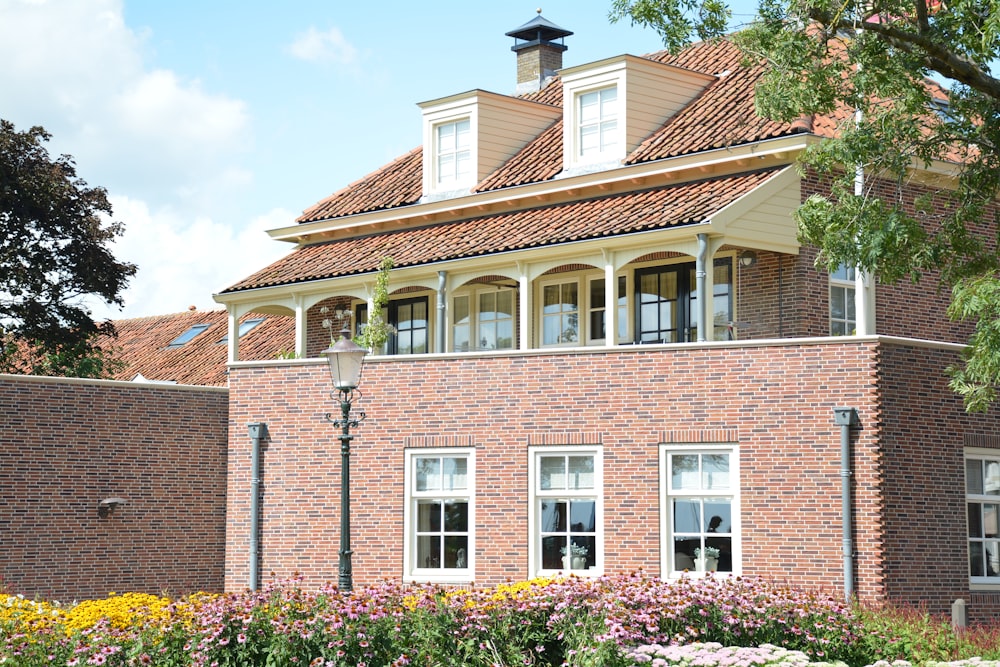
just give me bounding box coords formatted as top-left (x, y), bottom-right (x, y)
top-left (404, 571), bottom-right (474, 585)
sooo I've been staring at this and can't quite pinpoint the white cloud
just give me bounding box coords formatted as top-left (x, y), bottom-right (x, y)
top-left (88, 197), bottom-right (292, 320)
top-left (0, 0), bottom-right (252, 214)
top-left (288, 26), bottom-right (359, 65)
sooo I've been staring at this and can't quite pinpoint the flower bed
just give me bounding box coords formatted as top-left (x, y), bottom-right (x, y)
top-left (1, 573), bottom-right (995, 666)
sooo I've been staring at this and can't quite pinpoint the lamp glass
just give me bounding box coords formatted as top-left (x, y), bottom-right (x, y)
top-left (323, 333), bottom-right (367, 390)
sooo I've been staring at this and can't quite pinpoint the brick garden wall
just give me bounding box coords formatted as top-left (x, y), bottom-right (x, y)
top-left (0, 375), bottom-right (228, 600)
top-left (227, 340), bottom-right (891, 601)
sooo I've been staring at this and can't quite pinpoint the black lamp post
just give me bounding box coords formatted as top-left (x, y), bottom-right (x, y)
top-left (322, 326), bottom-right (368, 592)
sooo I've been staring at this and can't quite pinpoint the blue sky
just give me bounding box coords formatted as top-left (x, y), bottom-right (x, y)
top-left (1, 0), bottom-right (759, 319)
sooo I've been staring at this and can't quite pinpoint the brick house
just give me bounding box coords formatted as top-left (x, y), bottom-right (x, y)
top-left (213, 14), bottom-right (1000, 621)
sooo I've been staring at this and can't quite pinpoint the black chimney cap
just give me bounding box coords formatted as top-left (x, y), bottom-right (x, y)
top-left (506, 12), bottom-right (573, 52)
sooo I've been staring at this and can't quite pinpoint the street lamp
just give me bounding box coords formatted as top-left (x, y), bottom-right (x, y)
top-left (322, 326), bottom-right (368, 592)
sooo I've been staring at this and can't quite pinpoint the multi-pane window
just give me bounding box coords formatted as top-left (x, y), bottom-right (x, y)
top-left (436, 119), bottom-right (471, 186)
top-left (389, 297), bottom-right (428, 355)
top-left (578, 87), bottom-right (617, 159)
top-left (452, 288), bottom-right (516, 351)
top-left (663, 446), bottom-right (739, 575)
top-left (542, 281), bottom-right (580, 346)
top-left (636, 260), bottom-right (732, 343)
top-left (967, 451), bottom-right (1000, 582)
top-left (530, 447), bottom-right (602, 576)
top-left (830, 265), bottom-right (856, 336)
top-left (405, 449), bottom-right (474, 582)
top-left (588, 276), bottom-right (628, 343)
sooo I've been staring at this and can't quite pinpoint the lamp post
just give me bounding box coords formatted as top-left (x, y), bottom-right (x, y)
top-left (322, 326), bottom-right (368, 592)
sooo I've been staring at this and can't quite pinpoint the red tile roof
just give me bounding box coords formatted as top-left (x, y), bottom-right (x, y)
top-left (225, 167), bottom-right (782, 292)
top-left (294, 38), bottom-right (807, 225)
top-left (100, 309), bottom-right (295, 386)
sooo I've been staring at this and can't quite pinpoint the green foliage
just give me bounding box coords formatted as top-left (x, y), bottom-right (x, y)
top-left (355, 256), bottom-right (394, 352)
top-left (610, 0), bottom-right (1000, 411)
top-left (0, 119), bottom-right (136, 377)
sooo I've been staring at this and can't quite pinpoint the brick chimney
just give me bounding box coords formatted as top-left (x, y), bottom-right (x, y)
top-left (506, 10), bottom-right (572, 95)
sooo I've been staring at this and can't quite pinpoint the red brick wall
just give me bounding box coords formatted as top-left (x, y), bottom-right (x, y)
top-left (0, 375), bottom-right (228, 600)
top-left (227, 341), bottom-right (888, 600)
top-left (878, 342), bottom-right (1000, 623)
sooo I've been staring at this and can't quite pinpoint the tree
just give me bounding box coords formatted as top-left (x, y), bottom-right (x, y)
top-left (0, 120), bottom-right (135, 377)
top-left (611, 0), bottom-right (1000, 411)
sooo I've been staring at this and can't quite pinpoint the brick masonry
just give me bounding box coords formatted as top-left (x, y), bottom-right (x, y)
top-left (224, 337), bottom-right (1000, 619)
top-left (0, 375), bottom-right (228, 600)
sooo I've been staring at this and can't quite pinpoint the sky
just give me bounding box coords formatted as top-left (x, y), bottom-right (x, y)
top-left (0, 0), bottom-right (760, 320)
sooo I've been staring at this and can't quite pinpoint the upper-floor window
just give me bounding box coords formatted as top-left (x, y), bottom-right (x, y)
top-left (636, 259), bottom-right (732, 343)
top-left (830, 264), bottom-right (856, 336)
top-left (967, 450), bottom-right (1000, 584)
top-left (588, 275), bottom-right (628, 343)
top-left (541, 280), bottom-right (580, 346)
top-left (662, 444), bottom-right (739, 577)
top-left (453, 288), bottom-right (516, 352)
top-left (577, 86), bottom-right (617, 160)
top-left (529, 446), bottom-right (603, 577)
top-left (404, 448), bottom-right (475, 582)
top-left (389, 296), bottom-right (429, 355)
top-left (436, 119), bottom-right (471, 187)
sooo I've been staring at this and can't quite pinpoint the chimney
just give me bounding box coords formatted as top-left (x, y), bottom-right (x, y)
top-left (506, 10), bottom-right (572, 95)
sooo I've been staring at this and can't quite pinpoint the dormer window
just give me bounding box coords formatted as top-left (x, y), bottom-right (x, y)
top-left (436, 119), bottom-right (471, 187)
top-left (561, 55), bottom-right (715, 176)
top-left (578, 86), bottom-right (618, 159)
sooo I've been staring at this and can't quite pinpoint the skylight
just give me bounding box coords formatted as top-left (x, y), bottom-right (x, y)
top-left (167, 324), bottom-right (209, 348)
top-left (217, 317), bottom-right (265, 344)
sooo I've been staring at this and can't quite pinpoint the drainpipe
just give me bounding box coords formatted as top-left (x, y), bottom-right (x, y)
top-left (696, 233), bottom-right (708, 342)
top-left (833, 408), bottom-right (859, 599)
top-left (247, 422), bottom-right (267, 590)
top-left (437, 271), bottom-right (447, 353)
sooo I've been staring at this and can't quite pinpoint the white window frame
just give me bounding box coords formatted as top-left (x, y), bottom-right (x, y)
top-left (966, 448), bottom-right (1000, 589)
top-left (577, 86), bottom-right (618, 160)
top-left (587, 274), bottom-right (629, 344)
top-left (451, 286), bottom-right (517, 352)
top-left (528, 445), bottom-right (604, 578)
top-left (435, 118), bottom-right (471, 188)
top-left (403, 447), bottom-right (475, 583)
top-left (659, 443), bottom-right (740, 578)
top-left (830, 264), bottom-right (856, 336)
top-left (539, 278), bottom-right (582, 347)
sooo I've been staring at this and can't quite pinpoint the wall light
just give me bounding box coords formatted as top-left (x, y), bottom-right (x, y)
top-left (739, 250), bottom-right (758, 267)
top-left (98, 497), bottom-right (127, 518)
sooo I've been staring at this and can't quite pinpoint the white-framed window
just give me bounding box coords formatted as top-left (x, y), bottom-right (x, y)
top-left (403, 448), bottom-right (475, 583)
top-left (577, 86), bottom-right (617, 159)
top-left (452, 287), bottom-right (516, 352)
top-left (528, 445), bottom-right (603, 577)
top-left (541, 280), bottom-right (580, 346)
top-left (435, 118), bottom-right (471, 187)
top-left (588, 275), bottom-right (628, 344)
top-left (830, 264), bottom-right (856, 336)
top-left (660, 444), bottom-right (740, 577)
top-left (966, 449), bottom-right (1000, 586)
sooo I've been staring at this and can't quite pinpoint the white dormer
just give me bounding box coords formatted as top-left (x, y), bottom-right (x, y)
top-left (560, 55), bottom-right (716, 175)
top-left (419, 90), bottom-right (561, 201)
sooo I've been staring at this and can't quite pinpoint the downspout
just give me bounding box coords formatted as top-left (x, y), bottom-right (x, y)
top-left (833, 408), bottom-right (859, 599)
top-left (696, 233), bottom-right (708, 342)
top-left (247, 422), bottom-right (266, 590)
top-left (437, 270), bottom-right (447, 353)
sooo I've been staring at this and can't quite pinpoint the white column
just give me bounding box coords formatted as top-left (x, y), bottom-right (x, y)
top-left (855, 271), bottom-right (876, 335)
top-left (294, 295), bottom-right (308, 357)
top-left (604, 250), bottom-right (617, 347)
top-left (518, 262), bottom-right (531, 350)
top-left (226, 308), bottom-right (239, 364)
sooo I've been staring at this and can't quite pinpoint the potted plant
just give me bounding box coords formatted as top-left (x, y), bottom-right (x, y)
top-left (694, 546), bottom-right (720, 572)
top-left (560, 543), bottom-right (588, 570)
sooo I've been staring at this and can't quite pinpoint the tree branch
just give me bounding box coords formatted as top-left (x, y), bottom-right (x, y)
top-left (808, 8), bottom-right (1000, 100)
